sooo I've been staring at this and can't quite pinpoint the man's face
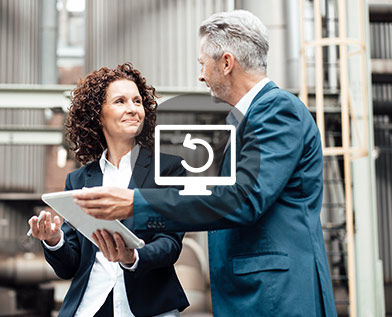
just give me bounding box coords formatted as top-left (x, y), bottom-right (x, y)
top-left (198, 37), bottom-right (230, 102)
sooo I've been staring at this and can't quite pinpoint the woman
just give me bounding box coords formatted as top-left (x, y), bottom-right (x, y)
top-left (28, 63), bottom-right (189, 317)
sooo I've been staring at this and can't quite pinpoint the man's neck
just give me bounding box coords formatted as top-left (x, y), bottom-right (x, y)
top-left (228, 72), bottom-right (266, 106)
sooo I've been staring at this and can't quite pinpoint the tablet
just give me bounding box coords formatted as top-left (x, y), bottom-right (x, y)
top-left (41, 190), bottom-right (145, 249)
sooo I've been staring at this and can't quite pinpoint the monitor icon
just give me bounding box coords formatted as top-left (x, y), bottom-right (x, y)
top-left (155, 125), bottom-right (236, 196)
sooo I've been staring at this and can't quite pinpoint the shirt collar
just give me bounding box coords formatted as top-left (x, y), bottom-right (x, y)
top-left (234, 77), bottom-right (271, 116)
top-left (99, 144), bottom-right (140, 174)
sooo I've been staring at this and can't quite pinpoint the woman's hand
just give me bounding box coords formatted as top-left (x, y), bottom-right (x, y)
top-left (92, 230), bottom-right (137, 265)
top-left (28, 211), bottom-right (62, 246)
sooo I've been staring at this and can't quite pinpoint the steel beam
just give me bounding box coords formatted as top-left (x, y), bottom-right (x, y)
top-left (0, 84), bottom-right (73, 110)
top-left (0, 127), bottom-right (63, 145)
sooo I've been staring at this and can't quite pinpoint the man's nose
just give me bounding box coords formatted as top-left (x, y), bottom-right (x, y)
top-left (198, 75), bottom-right (205, 82)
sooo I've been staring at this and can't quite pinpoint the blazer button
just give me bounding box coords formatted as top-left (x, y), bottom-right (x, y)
top-left (147, 222), bottom-right (152, 229)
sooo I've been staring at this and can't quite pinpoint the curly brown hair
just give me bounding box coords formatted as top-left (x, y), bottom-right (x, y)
top-left (66, 62), bottom-right (157, 164)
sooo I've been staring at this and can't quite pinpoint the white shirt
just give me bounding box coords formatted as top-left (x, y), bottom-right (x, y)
top-left (44, 145), bottom-right (179, 317)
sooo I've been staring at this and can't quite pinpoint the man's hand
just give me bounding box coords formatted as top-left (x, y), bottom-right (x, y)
top-left (72, 187), bottom-right (134, 220)
top-left (92, 230), bottom-right (137, 265)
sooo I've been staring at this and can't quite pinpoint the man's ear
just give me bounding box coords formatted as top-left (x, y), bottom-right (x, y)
top-left (222, 52), bottom-right (235, 76)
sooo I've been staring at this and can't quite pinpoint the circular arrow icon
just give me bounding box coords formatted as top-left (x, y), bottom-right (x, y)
top-left (181, 133), bottom-right (214, 173)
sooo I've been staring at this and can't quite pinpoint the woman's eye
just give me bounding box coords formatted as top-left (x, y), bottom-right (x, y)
top-left (115, 99), bottom-right (123, 104)
top-left (135, 99), bottom-right (142, 104)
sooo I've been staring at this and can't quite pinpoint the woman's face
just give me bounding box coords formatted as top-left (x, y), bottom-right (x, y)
top-left (101, 79), bottom-right (145, 145)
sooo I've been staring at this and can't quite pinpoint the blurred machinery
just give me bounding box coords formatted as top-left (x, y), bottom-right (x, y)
top-left (0, 0), bottom-right (392, 316)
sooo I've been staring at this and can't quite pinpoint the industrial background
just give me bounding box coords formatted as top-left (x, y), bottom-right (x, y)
top-left (0, 0), bottom-right (391, 316)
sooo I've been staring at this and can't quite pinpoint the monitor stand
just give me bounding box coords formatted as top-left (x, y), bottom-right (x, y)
top-left (179, 184), bottom-right (212, 196)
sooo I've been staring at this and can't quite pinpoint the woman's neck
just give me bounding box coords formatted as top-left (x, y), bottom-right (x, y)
top-left (106, 139), bottom-right (136, 168)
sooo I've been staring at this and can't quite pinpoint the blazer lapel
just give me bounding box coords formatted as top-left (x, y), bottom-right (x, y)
top-left (128, 147), bottom-right (152, 189)
top-left (85, 161), bottom-right (103, 187)
top-left (84, 147), bottom-right (152, 189)
top-left (82, 162), bottom-right (103, 253)
top-left (218, 82), bottom-right (278, 175)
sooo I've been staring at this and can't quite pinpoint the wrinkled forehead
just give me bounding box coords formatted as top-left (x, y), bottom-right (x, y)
top-left (105, 79), bottom-right (140, 100)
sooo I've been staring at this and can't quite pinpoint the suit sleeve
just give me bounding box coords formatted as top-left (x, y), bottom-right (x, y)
top-left (125, 158), bottom-right (185, 277)
top-left (133, 91), bottom-right (306, 232)
top-left (43, 173), bottom-right (82, 279)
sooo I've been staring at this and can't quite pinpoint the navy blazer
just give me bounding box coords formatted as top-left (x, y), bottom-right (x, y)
top-left (133, 82), bottom-right (337, 316)
top-left (43, 148), bottom-right (189, 317)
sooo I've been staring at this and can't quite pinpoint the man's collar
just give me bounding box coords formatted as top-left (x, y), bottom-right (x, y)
top-left (234, 77), bottom-right (271, 116)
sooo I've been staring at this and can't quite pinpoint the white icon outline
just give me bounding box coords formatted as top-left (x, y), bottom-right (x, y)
top-left (155, 125), bottom-right (236, 196)
top-left (181, 133), bottom-right (214, 173)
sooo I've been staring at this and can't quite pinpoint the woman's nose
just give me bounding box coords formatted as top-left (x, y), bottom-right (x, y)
top-left (126, 101), bottom-right (137, 112)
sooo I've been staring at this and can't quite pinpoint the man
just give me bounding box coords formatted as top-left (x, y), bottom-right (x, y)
top-left (74, 10), bottom-right (337, 316)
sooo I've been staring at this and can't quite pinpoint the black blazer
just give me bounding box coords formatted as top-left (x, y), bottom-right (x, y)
top-left (43, 147), bottom-right (189, 317)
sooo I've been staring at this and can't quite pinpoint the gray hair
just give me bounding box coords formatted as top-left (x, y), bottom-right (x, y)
top-left (199, 10), bottom-right (269, 74)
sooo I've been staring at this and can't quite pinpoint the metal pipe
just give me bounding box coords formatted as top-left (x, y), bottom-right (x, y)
top-left (327, 0), bottom-right (338, 91)
top-left (226, 0), bottom-right (235, 11)
top-left (299, 0), bottom-right (309, 106)
top-left (359, 0), bottom-right (370, 162)
top-left (0, 254), bottom-right (58, 285)
top-left (337, 0), bottom-right (357, 315)
top-left (40, 0), bottom-right (58, 84)
top-left (285, 0), bottom-right (301, 90)
top-left (314, 0), bottom-right (326, 150)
